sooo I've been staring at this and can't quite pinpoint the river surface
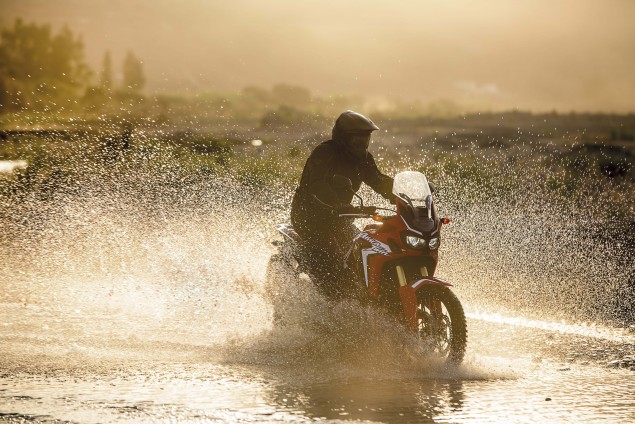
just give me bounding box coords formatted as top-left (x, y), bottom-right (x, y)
top-left (1, 289), bottom-right (634, 423)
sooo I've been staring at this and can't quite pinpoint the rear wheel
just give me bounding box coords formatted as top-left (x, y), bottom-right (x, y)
top-left (416, 285), bottom-right (467, 364)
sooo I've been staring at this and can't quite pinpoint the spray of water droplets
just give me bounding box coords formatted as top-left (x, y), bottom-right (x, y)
top-left (0, 117), bottom-right (633, 377)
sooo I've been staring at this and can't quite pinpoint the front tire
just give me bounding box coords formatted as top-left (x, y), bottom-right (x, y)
top-left (416, 285), bottom-right (467, 364)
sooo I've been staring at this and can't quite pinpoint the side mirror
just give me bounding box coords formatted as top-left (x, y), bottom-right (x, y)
top-left (428, 181), bottom-right (437, 194)
top-left (332, 175), bottom-right (354, 192)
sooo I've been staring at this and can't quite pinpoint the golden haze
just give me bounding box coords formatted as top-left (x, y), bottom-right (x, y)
top-left (1, 0), bottom-right (634, 113)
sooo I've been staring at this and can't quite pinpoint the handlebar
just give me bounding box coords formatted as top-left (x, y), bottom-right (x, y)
top-left (335, 205), bottom-right (377, 217)
top-left (310, 195), bottom-right (394, 218)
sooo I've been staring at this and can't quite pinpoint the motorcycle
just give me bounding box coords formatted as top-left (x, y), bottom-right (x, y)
top-left (267, 171), bottom-right (467, 364)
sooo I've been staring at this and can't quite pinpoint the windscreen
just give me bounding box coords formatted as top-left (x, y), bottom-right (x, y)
top-left (392, 171), bottom-right (432, 206)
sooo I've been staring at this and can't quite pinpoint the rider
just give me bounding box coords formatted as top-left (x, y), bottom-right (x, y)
top-left (290, 110), bottom-right (394, 298)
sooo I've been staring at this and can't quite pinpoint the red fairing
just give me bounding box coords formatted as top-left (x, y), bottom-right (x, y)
top-left (362, 197), bottom-right (439, 299)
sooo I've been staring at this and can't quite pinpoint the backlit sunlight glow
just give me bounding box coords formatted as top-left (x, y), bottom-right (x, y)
top-left (1, 1), bottom-right (634, 422)
top-left (0, 0), bottom-right (634, 112)
top-left (467, 311), bottom-right (635, 344)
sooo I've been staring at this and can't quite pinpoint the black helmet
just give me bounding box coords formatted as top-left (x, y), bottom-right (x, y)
top-left (336, 110), bottom-right (379, 132)
top-left (332, 110), bottom-right (379, 141)
top-left (332, 110), bottom-right (379, 161)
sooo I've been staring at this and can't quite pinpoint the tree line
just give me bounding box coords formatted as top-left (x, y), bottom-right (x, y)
top-left (0, 18), bottom-right (146, 113)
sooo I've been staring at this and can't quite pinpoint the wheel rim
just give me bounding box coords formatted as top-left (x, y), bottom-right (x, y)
top-left (417, 296), bottom-right (453, 357)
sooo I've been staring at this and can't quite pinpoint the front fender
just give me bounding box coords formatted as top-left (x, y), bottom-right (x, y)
top-left (399, 276), bottom-right (454, 330)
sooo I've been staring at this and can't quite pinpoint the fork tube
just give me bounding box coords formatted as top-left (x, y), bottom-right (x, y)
top-left (396, 265), bottom-right (407, 287)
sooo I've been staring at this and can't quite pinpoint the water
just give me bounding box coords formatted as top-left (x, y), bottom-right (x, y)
top-left (0, 160), bottom-right (27, 174)
top-left (2, 303), bottom-right (634, 423)
top-left (1, 151), bottom-right (634, 423)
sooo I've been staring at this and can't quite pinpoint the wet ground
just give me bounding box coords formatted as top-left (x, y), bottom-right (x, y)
top-left (1, 295), bottom-right (634, 423)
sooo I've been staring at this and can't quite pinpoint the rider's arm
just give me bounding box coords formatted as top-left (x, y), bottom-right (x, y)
top-left (360, 153), bottom-right (394, 200)
top-left (302, 144), bottom-right (342, 208)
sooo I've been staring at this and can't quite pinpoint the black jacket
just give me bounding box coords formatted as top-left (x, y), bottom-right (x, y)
top-left (291, 139), bottom-right (393, 229)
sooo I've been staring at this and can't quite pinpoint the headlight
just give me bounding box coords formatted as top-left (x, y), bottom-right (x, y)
top-left (428, 237), bottom-right (440, 249)
top-left (406, 235), bottom-right (427, 249)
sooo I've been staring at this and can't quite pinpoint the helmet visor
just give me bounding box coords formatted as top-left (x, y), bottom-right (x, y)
top-left (345, 132), bottom-right (371, 160)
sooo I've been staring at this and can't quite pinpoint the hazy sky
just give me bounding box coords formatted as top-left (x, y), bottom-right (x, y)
top-left (2, 0), bottom-right (634, 112)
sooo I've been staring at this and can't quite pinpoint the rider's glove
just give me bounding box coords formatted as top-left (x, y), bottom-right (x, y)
top-left (334, 205), bottom-right (377, 215)
top-left (361, 206), bottom-right (377, 215)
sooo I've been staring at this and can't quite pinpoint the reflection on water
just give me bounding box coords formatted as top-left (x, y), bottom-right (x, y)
top-left (1, 354), bottom-right (634, 423)
top-left (1, 297), bottom-right (635, 423)
top-left (467, 310), bottom-right (635, 343)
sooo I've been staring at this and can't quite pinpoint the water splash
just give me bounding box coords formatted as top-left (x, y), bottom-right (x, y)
top-left (0, 129), bottom-right (633, 378)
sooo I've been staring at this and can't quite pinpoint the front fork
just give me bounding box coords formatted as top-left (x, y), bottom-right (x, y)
top-left (395, 264), bottom-right (429, 286)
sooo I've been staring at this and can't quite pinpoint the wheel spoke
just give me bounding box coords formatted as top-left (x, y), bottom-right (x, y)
top-left (417, 292), bottom-right (456, 357)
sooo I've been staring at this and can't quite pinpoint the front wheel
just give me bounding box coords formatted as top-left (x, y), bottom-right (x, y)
top-left (416, 285), bottom-right (467, 364)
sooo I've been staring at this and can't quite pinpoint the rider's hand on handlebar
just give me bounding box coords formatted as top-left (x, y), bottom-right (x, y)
top-left (360, 206), bottom-right (377, 215)
top-left (334, 204), bottom-right (358, 215)
top-left (334, 204), bottom-right (376, 215)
